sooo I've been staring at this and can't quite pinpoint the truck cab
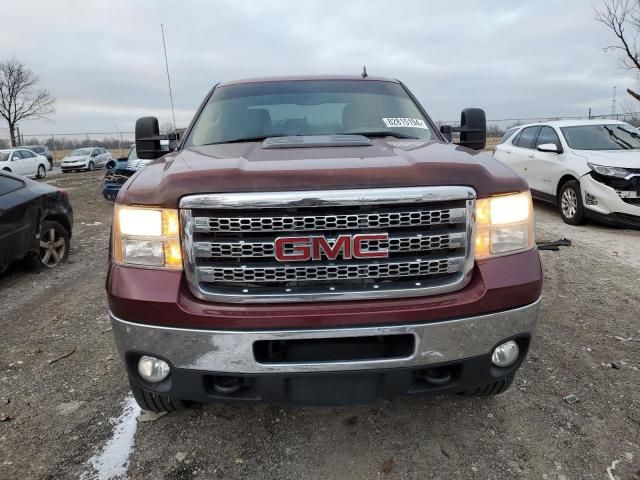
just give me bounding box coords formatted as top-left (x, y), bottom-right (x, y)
top-left (107, 76), bottom-right (542, 410)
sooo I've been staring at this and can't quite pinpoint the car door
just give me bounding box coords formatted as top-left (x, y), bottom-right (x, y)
top-left (20, 150), bottom-right (38, 176)
top-left (0, 174), bottom-right (32, 268)
top-left (99, 149), bottom-right (108, 167)
top-left (10, 151), bottom-right (29, 175)
top-left (527, 126), bottom-right (565, 196)
top-left (502, 126), bottom-right (541, 184)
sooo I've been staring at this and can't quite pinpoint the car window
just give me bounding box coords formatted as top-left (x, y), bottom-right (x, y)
top-left (514, 126), bottom-right (541, 149)
top-left (498, 128), bottom-right (518, 145)
top-left (0, 175), bottom-right (24, 196)
top-left (21, 150), bottom-right (35, 158)
top-left (12, 151), bottom-right (24, 160)
top-left (536, 126), bottom-right (561, 148)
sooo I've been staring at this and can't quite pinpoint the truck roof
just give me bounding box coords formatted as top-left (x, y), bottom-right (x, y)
top-left (218, 75), bottom-right (399, 87)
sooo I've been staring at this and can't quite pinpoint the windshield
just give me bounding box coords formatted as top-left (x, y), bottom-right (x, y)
top-left (560, 124), bottom-right (640, 150)
top-left (71, 148), bottom-right (92, 156)
top-left (187, 80), bottom-right (436, 146)
top-left (0, 151), bottom-right (9, 162)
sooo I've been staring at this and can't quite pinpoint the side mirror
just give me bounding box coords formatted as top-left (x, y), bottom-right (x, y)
top-left (440, 125), bottom-right (453, 142)
top-left (537, 143), bottom-right (561, 153)
top-left (135, 117), bottom-right (164, 159)
top-left (457, 108), bottom-right (486, 150)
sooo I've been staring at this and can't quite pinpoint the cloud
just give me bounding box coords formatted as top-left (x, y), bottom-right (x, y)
top-left (0, 0), bottom-right (634, 137)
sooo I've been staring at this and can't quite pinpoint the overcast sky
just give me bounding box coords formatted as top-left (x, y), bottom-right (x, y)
top-left (0, 0), bottom-right (637, 137)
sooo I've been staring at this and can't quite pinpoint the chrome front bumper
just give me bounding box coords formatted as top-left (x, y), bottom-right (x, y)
top-left (110, 299), bottom-right (540, 374)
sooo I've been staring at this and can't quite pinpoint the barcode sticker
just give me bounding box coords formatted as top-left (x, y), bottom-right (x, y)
top-left (382, 118), bottom-right (428, 129)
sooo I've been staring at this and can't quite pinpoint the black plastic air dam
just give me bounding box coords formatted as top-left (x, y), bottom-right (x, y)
top-left (126, 336), bottom-right (530, 406)
top-left (253, 334), bottom-right (415, 364)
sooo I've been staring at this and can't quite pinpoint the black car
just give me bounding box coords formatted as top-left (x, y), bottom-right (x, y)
top-left (22, 145), bottom-right (54, 170)
top-left (0, 171), bottom-right (73, 274)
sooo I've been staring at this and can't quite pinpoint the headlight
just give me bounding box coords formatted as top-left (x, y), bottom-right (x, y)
top-left (475, 191), bottom-right (535, 260)
top-left (113, 204), bottom-right (182, 269)
top-left (587, 163), bottom-right (629, 178)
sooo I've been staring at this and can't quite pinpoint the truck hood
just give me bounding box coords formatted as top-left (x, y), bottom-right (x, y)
top-left (118, 139), bottom-right (528, 208)
top-left (573, 149), bottom-right (640, 168)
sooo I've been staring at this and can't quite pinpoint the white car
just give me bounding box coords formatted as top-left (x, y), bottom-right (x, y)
top-left (494, 120), bottom-right (640, 228)
top-left (61, 147), bottom-right (112, 172)
top-left (0, 148), bottom-right (49, 179)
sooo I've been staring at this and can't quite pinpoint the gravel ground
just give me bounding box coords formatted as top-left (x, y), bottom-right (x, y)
top-left (0, 170), bottom-right (639, 480)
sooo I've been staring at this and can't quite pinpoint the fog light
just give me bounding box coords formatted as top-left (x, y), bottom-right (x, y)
top-left (137, 355), bottom-right (170, 383)
top-left (491, 340), bottom-right (519, 367)
top-left (585, 192), bottom-right (598, 205)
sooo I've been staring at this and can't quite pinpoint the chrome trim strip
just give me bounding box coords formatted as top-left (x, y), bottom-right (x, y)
top-left (109, 299), bottom-right (540, 374)
top-left (179, 186), bottom-right (476, 209)
top-left (180, 187), bottom-right (477, 303)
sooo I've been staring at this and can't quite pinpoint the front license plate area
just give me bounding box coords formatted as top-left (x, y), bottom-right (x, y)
top-left (288, 374), bottom-right (379, 406)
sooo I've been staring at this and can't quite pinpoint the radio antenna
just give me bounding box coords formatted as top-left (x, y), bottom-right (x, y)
top-left (361, 65), bottom-right (368, 79)
top-left (161, 23), bottom-right (177, 135)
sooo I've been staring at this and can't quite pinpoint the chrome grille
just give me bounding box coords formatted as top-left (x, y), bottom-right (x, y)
top-left (193, 208), bottom-right (465, 232)
top-left (194, 232), bottom-right (466, 258)
top-left (180, 187), bottom-right (476, 303)
top-left (199, 258), bottom-right (463, 283)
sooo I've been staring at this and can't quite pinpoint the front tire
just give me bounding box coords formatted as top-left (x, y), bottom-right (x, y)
top-left (460, 375), bottom-right (514, 396)
top-left (131, 386), bottom-right (187, 413)
top-left (36, 164), bottom-right (46, 179)
top-left (88, 161), bottom-right (95, 171)
top-left (558, 180), bottom-right (585, 225)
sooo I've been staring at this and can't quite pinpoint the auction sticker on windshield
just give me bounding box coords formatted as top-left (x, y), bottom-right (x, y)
top-left (382, 118), bottom-right (428, 129)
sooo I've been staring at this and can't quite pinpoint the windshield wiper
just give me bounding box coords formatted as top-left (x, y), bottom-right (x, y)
top-left (341, 131), bottom-right (419, 139)
top-left (603, 126), bottom-right (633, 149)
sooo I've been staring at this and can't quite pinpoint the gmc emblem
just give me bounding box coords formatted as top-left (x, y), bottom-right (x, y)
top-left (274, 234), bottom-right (389, 262)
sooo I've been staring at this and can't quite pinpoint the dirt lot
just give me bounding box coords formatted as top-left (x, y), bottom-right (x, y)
top-left (0, 170), bottom-right (639, 480)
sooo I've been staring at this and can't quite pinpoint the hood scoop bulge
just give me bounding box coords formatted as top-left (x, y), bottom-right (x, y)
top-left (262, 135), bottom-right (372, 149)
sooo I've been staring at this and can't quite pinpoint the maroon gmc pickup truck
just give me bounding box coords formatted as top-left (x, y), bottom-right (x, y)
top-left (107, 75), bottom-right (542, 411)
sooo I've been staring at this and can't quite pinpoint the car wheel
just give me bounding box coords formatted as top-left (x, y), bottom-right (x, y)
top-left (33, 220), bottom-right (70, 270)
top-left (88, 161), bottom-right (95, 171)
top-left (558, 180), bottom-right (586, 225)
top-left (460, 375), bottom-right (514, 396)
top-left (36, 164), bottom-right (46, 179)
top-left (131, 386), bottom-right (188, 413)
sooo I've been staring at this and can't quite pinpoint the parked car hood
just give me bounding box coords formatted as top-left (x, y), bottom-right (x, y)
top-left (573, 149), bottom-right (640, 168)
top-left (63, 155), bottom-right (89, 162)
top-left (118, 139), bottom-right (529, 208)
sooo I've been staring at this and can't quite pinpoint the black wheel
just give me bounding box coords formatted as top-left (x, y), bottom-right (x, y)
top-left (131, 387), bottom-right (187, 413)
top-left (88, 161), bottom-right (95, 171)
top-left (62, 170), bottom-right (70, 174)
top-left (460, 375), bottom-right (514, 397)
top-left (32, 220), bottom-right (70, 270)
top-left (36, 164), bottom-right (46, 179)
top-left (558, 180), bottom-right (585, 225)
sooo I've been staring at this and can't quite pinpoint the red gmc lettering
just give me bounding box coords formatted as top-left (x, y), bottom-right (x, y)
top-left (274, 234), bottom-right (389, 262)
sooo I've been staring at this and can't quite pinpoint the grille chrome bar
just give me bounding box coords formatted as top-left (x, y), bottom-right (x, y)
top-left (193, 208), bottom-right (465, 232)
top-left (194, 232), bottom-right (467, 258)
top-left (197, 257), bottom-right (465, 283)
top-left (180, 186), bottom-right (476, 304)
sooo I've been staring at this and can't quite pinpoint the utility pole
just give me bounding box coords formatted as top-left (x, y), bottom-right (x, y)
top-left (612, 86), bottom-right (617, 117)
top-left (161, 23), bottom-right (177, 135)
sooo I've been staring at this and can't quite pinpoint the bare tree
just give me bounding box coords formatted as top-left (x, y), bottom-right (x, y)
top-left (0, 58), bottom-right (55, 146)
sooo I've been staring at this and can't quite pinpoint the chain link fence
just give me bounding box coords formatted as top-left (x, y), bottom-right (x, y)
top-left (0, 131), bottom-right (136, 165)
top-left (2, 112), bottom-right (640, 162)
